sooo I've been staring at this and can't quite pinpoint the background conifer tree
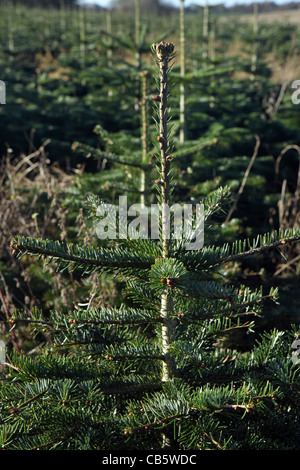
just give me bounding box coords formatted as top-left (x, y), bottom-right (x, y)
top-left (1, 41), bottom-right (300, 451)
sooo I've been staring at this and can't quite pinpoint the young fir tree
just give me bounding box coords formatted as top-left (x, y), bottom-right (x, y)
top-left (3, 41), bottom-right (300, 451)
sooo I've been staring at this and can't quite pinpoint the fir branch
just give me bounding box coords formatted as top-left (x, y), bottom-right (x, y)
top-left (179, 280), bottom-right (236, 300)
top-left (177, 228), bottom-right (300, 270)
top-left (173, 64), bottom-right (235, 81)
top-left (106, 352), bottom-right (164, 361)
top-left (207, 320), bottom-right (255, 339)
top-left (204, 294), bottom-right (274, 318)
top-left (125, 411), bottom-right (188, 435)
top-left (13, 306), bottom-right (163, 328)
top-left (72, 141), bottom-right (148, 170)
top-left (105, 343), bottom-right (163, 362)
top-left (17, 389), bottom-right (49, 410)
top-left (172, 136), bottom-right (219, 159)
top-left (125, 400), bottom-right (257, 437)
top-left (201, 186), bottom-right (232, 221)
top-left (209, 234), bottom-right (300, 267)
top-left (11, 236), bottom-right (155, 273)
top-left (68, 306), bottom-right (163, 326)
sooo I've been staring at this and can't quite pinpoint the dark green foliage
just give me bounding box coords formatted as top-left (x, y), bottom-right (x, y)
top-left (4, 113), bottom-right (300, 453)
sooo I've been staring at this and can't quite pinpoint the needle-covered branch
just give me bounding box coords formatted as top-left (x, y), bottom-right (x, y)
top-left (177, 228), bottom-right (300, 271)
top-left (11, 236), bottom-right (155, 274)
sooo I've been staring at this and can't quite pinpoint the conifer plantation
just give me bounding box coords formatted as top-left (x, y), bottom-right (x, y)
top-left (1, 0), bottom-right (300, 453)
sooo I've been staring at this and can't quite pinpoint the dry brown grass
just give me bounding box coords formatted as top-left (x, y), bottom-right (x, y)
top-left (230, 8), bottom-right (300, 25)
top-left (221, 8), bottom-right (300, 84)
top-left (0, 140), bottom-right (73, 253)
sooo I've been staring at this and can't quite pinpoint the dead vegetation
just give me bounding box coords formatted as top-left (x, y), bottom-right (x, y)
top-left (0, 141), bottom-right (74, 347)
